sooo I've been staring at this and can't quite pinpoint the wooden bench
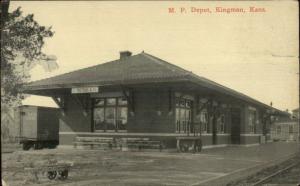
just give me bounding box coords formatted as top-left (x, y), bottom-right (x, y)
top-left (73, 137), bottom-right (114, 150)
top-left (73, 136), bottom-right (163, 151)
top-left (121, 138), bottom-right (163, 151)
top-left (75, 137), bottom-right (113, 142)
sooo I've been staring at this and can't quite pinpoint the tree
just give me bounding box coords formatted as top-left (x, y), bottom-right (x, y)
top-left (1, 6), bottom-right (57, 106)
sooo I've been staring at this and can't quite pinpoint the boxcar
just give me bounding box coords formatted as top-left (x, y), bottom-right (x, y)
top-left (19, 105), bottom-right (59, 150)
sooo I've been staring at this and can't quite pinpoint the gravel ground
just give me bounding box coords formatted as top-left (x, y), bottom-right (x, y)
top-left (2, 149), bottom-right (231, 186)
top-left (2, 142), bottom-right (299, 186)
top-left (266, 161), bottom-right (300, 185)
top-left (1, 143), bottom-right (22, 153)
top-left (226, 153), bottom-right (300, 186)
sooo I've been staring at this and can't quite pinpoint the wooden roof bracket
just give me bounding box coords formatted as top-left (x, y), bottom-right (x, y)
top-left (72, 95), bottom-right (88, 116)
top-left (120, 85), bottom-right (135, 116)
top-left (168, 89), bottom-right (173, 115)
top-left (197, 99), bottom-right (210, 114)
top-left (129, 90), bottom-right (135, 115)
top-left (52, 96), bottom-right (66, 115)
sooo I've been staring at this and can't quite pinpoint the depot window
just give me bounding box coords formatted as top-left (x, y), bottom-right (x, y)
top-left (218, 114), bottom-right (225, 133)
top-left (175, 97), bottom-right (193, 133)
top-left (289, 125), bottom-right (293, 134)
top-left (249, 110), bottom-right (257, 133)
top-left (93, 97), bottom-right (128, 132)
top-left (277, 126), bottom-right (281, 134)
top-left (200, 110), bottom-right (208, 133)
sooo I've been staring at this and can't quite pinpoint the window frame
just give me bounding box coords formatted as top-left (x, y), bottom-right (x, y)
top-left (199, 110), bottom-right (209, 133)
top-left (289, 125), bottom-right (293, 134)
top-left (248, 109), bottom-right (257, 134)
top-left (93, 97), bottom-right (128, 132)
top-left (218, 114), bottom-right (226, 133)
top-left (277, 125), bottom-right (281, 134)
top-left (175, 97), bottom-right (193, 133)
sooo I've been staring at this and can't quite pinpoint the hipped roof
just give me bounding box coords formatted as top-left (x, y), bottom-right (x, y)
top-left (24, 52), bottom-right (288, 114)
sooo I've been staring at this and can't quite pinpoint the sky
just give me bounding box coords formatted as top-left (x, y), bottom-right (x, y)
top-left (10, 1), bottom-right (299, 111)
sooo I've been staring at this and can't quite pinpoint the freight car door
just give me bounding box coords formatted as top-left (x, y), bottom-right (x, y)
top-left (21, 106), bottom-right (38, 140)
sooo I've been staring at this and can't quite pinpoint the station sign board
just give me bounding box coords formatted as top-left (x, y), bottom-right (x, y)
top-left (71, 86), bottom-right (99, 94)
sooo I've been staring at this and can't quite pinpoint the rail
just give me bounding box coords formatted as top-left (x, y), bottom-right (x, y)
top-left (252, 161), bottom-right (299, 186)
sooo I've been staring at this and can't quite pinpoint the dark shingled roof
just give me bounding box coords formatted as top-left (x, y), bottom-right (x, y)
top-left (26, 52), bottom-right (190, 89)
top-left (25, 52), bottom-right (287, 113)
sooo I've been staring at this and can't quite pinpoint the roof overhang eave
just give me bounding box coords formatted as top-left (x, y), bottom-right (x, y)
top-left (23, 77), bottom-right (191, 95)
top-left (186, 74), bottom-right (287, 114)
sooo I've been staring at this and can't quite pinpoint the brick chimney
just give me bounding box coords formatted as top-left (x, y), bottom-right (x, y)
top-left (120, 51), bottom-right (132, 59)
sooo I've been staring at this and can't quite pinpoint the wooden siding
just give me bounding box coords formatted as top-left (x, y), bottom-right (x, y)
top-left (127, 89), bottom-right (175, 133)
top-left (59, 95), bottom-right (92, 133)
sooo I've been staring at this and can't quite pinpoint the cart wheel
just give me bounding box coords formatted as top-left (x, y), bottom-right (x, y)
top-left (194, 139), bottom-right (202, 153)
top-left (180, 144), bottom-right (188, 152)
top-left (47, 171), bottom-right (57, 180)
top-left (159, 143), bottom-right (163, 152)
top-left (58, 170), bottom-right (68, 180)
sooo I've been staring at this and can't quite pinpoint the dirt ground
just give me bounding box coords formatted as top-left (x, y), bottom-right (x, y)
top-left (226, 153), bottom-right (300, 186)
top-left (267, 161), bottom-right (300, 185)
top-left (2, 142), bottom-right (299, 186)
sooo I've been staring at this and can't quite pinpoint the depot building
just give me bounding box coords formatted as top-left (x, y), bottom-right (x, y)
top-left (24, 51), bottom-right (289, 149)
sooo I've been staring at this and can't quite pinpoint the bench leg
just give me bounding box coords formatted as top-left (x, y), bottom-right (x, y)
top-left (108, 143), bottom-right (113, 150)
top-left (176, 139), bottom-right (180, 152)
top-left (159, 144), bottom-right (163, 152)
top-left (33, 171), bottom-right (39, 181)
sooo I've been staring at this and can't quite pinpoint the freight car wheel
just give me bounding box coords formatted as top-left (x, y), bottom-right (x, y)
top-left (48, 143), bottom-right (57, 149)
top-left (58, 170), bottom-right (68, 180)
top-left (23, 143), bottom-right (32, 151)
top-left (34, 142), bottom-right (44, 150)
top-left (47, 171), bottom-right (57, 180)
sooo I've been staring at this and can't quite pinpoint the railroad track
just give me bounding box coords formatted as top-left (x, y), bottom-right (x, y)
top-left (226, 153), bottom-right (300, 186)
top-left (252, 161), bottom-right (299, 186)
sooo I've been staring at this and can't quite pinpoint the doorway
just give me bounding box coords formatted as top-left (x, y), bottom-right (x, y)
top-left (212, 116), bottom-right (217, 145)
top-left (231, 108), bottom-right (241, 144)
